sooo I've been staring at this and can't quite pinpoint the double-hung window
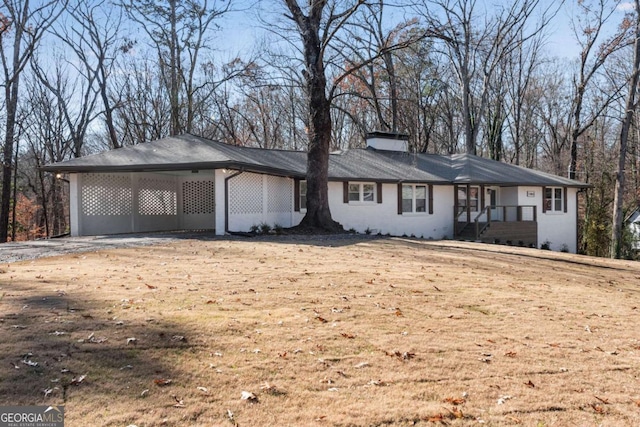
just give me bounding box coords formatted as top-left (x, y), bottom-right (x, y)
top-left (544, 187), bottom-right (564, 213)
top-left (402, 184), bottom-right (427, 213)
top-left (348, 183), bottom-right (375, 203)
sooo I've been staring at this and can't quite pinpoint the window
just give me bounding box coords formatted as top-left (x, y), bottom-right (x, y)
top-left (544, 187), bottom-right (564, 212)
top-left (348, 182), bottom-right (376, 203)
top-left (300, 180), bottom-right (307, 210)
top-left (458, 186), bottom-right (479, 212)
top-left (402, 184), bottom-right (427, 213)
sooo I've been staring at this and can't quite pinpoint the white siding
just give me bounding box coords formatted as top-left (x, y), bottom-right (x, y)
top-left (517, 186), bottom-right (577, 253)
top-left (328, 182), bottom-right (454, 239)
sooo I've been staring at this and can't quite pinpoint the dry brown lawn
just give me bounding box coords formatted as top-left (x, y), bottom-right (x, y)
top-left (1, 236), bottom-right (640, 426)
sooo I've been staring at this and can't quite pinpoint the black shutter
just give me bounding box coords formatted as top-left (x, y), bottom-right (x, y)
top-left (377, 183), bottom-right (383, 204)
top-left (428, 184), bottom-right (434, 214)
top-left (542, 186), bottom-right (547, 213)
top-left (397, 183), bottom-right (403, 215)
top-left (294, 179), bottom-right (300, 212)
top-left (343, 182), bottom-right (349, 203)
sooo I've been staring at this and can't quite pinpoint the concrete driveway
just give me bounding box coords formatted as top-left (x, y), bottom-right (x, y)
top-left (0, 231), bottom-right (219, 263)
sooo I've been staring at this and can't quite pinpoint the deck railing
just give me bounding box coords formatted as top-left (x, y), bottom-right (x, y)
top-left (455, 205), bottom-right (537, 239)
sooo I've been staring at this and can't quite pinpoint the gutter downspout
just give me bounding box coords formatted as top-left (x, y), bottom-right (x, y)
top-left (224, 170), bottom-right (243, 234)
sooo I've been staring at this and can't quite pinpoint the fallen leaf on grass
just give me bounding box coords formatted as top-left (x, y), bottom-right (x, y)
top-left (594, 396), bottom-right (609, 404)
top-left (173, 395), bottom-right (185, 408)
top-left (426, 413), bottom-right (445, 423)
top-left (497, 395), bottom-right (513, 405)
top-left (316, 316), bottom-right (328, 324)
top-left (590, 403), bottom-right (605, 414)
top-left (22, 359), bottom-right (38, 367)
top-left (443, 406), bottom-right (464, 419)
top-left (341, 333), bottom-right (355, 339)
top-left (524, 380), bottom-right (535, 388)
top-left (394, 309), bottom-right (403, 316)
top-left (241, 391), bottom-right (258, 402)
top-left (197, 387), bottom-right (208, 393)
top-left (386, 350), bottom-right (415, 360)
top-left (145, 284), bottom-right (157, 289)
top-left (154, 378), bottom-right (172, 386)
top-left (70, 375), bottom-right (86, 386)
top-left (505, 351), bottom-right (517, 357)
top-left (443, 397), bottom-right (466, 405)
top-left (127, 337), bottom-right (137, 345)
top-left (354, 362), bottom-right (370, 369)
top-left (505, 415), bottom-right (522, 424)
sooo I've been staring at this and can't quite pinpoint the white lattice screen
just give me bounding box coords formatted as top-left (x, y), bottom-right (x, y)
top-left (267, 176), bottom-right (292, 213)
top-left (229, 173), bottom-right (263, 215)
top-left (82, 173), bottom-right (132, 216)
top-left (183, 180), bottom-right (215, 214)
top-left (139, 177), bottom-right (177, 215)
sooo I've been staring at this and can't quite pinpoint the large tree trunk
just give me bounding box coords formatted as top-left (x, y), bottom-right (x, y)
top-left (285, 0), bottom-right (342, 232)
top-left (0, 26), bottom-right (23, 243)
top-left (611, 0), bottom-right (640, 259)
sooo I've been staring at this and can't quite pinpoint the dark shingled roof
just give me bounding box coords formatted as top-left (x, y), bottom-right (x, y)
top-left (43, 134), bottom-right (589, 188)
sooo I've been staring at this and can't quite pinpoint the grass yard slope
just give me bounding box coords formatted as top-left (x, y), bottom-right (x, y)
top-left (1, 237), bottom-right (639, 426)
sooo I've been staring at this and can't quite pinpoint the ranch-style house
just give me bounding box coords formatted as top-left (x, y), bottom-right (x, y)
top-left (43, 132), bottom-right (589, 253)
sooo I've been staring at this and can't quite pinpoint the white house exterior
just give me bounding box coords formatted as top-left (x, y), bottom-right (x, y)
top-left (626, 209), bottom-right (640, 251)
top-left (43, 133), bottom-right (589, 253)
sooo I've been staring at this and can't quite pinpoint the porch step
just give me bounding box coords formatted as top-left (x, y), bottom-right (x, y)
top-left (457, 223), bottom-right (488, 240)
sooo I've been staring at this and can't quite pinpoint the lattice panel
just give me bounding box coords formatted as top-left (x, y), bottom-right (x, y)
top-left (183, 180), bottom-right (215, 214)
top-left (139, 177), bottom-right (177, 216)
top-left (229, 173), bottom-right (263, 215)
top-left (81, 173), bottom-right (132, 216)
top-left (267, 176), bottom-right (292, 213)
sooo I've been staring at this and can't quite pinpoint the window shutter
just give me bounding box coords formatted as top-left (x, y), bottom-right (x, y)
top-left (428, 184), bottom-right (434, 214)
top-left (564, 187), bottom-right (568, 213)
top-left (377, 183), bottom-right (383, 204)
top-left (542, 186), bottom-right (547, 213)
top-left (343, 182), bottom-right (349, 203)
top-left (397, 183), bottom-right (403, 215)
top-left (294, 179), bottom-right (300, 212)
top-left (480, 185), bottom-right (485, 210)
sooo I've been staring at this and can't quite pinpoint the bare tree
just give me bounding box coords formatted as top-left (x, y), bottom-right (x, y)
top-left (418, 0), bottom-right (557, 154)
top-left (280, 0), bottom-right (357, 231)
top-left (611, 0), bottom-right (640, 258)
top-left (566, 0), bottom-right (632, 179)
top-left (0, 0), bottom-right (66, 243)
top-left (120, 0), bottom-right (231, 136)
top-left (51, 1), bottom-right (128, 150)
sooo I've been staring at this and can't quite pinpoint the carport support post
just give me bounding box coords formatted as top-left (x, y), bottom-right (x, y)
top-left (69, 174), bottom-right (81, 237)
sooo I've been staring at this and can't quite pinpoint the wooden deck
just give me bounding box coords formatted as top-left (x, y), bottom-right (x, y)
top-left (455, 205), bottom-right (538, 248)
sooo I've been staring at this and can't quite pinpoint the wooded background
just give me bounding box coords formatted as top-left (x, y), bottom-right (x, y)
top-left (1, 0), bottom-right (638, 258)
